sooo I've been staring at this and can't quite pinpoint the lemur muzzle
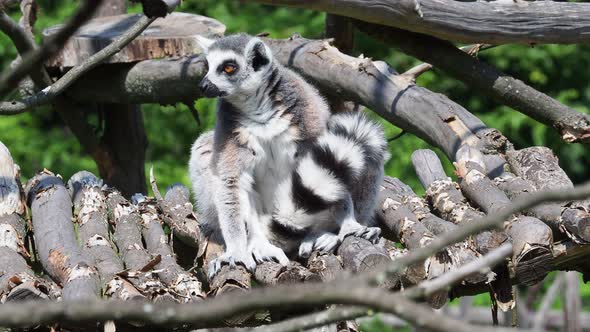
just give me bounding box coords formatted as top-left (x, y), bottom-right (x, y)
top-left (199, 77), bottom-right (224, 98)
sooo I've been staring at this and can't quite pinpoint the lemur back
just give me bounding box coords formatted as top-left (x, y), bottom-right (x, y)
top-left (188, 33), bottom-right (389, 275)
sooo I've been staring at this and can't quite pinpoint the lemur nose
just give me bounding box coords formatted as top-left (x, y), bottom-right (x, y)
top-left (198, 77), bottom-right (222, 98)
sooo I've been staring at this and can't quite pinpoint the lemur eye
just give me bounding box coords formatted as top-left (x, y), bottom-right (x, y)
top-left (223, 63), bottom-right (237, 75)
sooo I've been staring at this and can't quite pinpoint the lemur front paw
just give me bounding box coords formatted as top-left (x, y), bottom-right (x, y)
top-left (299, 232), bottom-right (340, 258)
top-left (249, 241), bottom-right (289, 266)
top-left (339, 223), bottom-right (381, 244)
top-left (208, 250), bottom-right (257, 279)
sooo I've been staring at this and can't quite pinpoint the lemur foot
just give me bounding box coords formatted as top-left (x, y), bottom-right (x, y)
top-left (339, 223), bottom-right (381, 244)
top-left (249, 241), bottom-right (289, 266)
top-left (208, 250), bottom-right (257, 279)
top-left (298, 232), bottom-right (340, 258)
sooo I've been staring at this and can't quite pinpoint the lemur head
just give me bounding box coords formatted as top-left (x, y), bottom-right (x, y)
top-left (196, 34), bottom-right (274, 99)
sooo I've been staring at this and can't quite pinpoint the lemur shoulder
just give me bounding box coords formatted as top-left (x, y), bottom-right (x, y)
top-left (189, 34), bottom-right (389, 276)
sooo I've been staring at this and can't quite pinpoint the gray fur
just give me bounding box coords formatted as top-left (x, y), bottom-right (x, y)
top-left (189, 34), bottom-right (389, 275)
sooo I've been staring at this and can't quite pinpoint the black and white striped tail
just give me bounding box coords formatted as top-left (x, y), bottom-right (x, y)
top-left (272, 111), bottom-right (389, 233)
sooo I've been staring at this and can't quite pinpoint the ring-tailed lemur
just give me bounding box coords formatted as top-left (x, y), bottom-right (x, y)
top-left (189, 34), bottom-right (389, 276)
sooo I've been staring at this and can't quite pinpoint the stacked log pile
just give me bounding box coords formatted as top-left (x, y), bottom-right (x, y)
top-left (1, 130), bottom-right (589, 330)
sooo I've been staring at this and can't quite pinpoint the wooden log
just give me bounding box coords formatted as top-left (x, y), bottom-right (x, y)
top-left (411, 149), bottom-right (507, 254)
top-left (454, 146), bottom-right (553, 286)
top-left (244, 0), bottom-right (590, 44)
top-left (307, 251), bottom-right (344, 283)
top-left (203, 231), bottom-right (253, 325)
top-left (132, 194), bottom-right (205, 302)
top-left (25, 170), bottom-right (100, 300)
top-left (379, 177), bottom-right (487, 285)
top-left (494, 172), bottom-right (565, 236)
top-left (105, 189), bottom-right (176, 302)
top-left (157, 182), bottom-right (202, 251)
top-left (0, 142), bottom-right (55, 301)
top-left (254, 262), bottom-right (321, 286)
top-left (67, 171), bottom-right (144, 301)
top-left (43, 12), bottom-right (225, 67)
top-left (506, 147), bottom-right (590, 243)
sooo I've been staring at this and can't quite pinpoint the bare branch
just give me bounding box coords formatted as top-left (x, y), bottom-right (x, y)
top-left (0, 0), bottom-right (104, 97)
top-left (0, 15), bottom-right (157, 115)
top-left (242, 0), bottom-right (590, 44)
top-left (136, 0), bottom-right (180, 18)
top-left (357, 23), bottom-right (590, 144)
top-left (0, 11), bottom-right (51, 89)
top-left (254, 306), bottom-right (369, 332)
top-left (0, 287), bottom-right (521, 332)
top-left (532, 273), bottom-right (564, 330)
top-left (401, 44), bottom-right (494, 81)
top-left (563, 271), bottom-right (582, 332)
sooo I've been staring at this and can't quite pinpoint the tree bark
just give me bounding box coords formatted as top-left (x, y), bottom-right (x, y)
top-left (133, 195), bottom-right (205, 302)
top-left (243, 0), bottom-right (590, 44)
top-left (25, 171), bottom-right (101, 300)
top-left (0, 142), bottom-right (56, 301)
top-left (67, 171), bottom-right (144, 300)
top-left (411, 149), bottom-right (507, 255)
top-left (454, 146), bottom-right (553, 286)
top-left (105, 189), bottom-right (176, 302)
top-left (354, 22), bottom-right (590, 144)
top-left (506, 147), bottom-right (590, 243)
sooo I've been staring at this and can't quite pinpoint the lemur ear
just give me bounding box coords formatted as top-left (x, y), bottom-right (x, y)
top-left (245, 38), bottom-right (272, 71)
top-left (196, 35), bottom-right (215, 52)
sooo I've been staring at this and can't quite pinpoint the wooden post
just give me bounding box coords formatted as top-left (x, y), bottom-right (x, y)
top-left (93, 0), bottom-right (147, 197)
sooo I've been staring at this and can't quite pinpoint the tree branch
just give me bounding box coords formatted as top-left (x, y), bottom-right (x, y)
top-left (262, 243), bottom-right (512, 332)
top-left (532, 273), bottom-right (564, 331)
top-left (254, 306), bottom-right (369, 332)
top-left (0, 287), bottom-right (520, 332)
top-left (356, 22), bottom-right (590, 144)
top-left (0, 0), bottom-right (103, 97)
top-left (242, 0), bottom-right (590, 44)
top-left (0, 15), bottom-right (157, 115)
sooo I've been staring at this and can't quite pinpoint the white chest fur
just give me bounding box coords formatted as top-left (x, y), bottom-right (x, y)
top-left (238, 115), bottom-right (297, 214)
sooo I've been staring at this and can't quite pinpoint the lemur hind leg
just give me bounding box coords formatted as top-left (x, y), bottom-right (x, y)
top-left (188, 131), bottom-right (218, 234)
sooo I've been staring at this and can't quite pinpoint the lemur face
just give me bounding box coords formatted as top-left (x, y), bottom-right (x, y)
top-left (197, 34), bottom-right (273, 99)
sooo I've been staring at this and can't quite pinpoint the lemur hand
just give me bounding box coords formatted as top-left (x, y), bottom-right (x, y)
top-left (249, 240), bottom-right (289, 266)
top-left (208, 249), bottom-right (257, 279)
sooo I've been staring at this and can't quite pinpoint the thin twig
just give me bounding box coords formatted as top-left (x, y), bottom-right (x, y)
top-left (0, 0), bottom-right (103, 97)
top-left (0, 11), bottom-right (51, 88)
top-left (0, 15), bottom-right (157, 115)
top-left (401, 43), bottom-right (495, 80)
top-left (405, 243), bottom-right (512, 298)
top-left (532, 273), bottom-right (564, 330)
top-left (254, 306), bottom-right (370, 332)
